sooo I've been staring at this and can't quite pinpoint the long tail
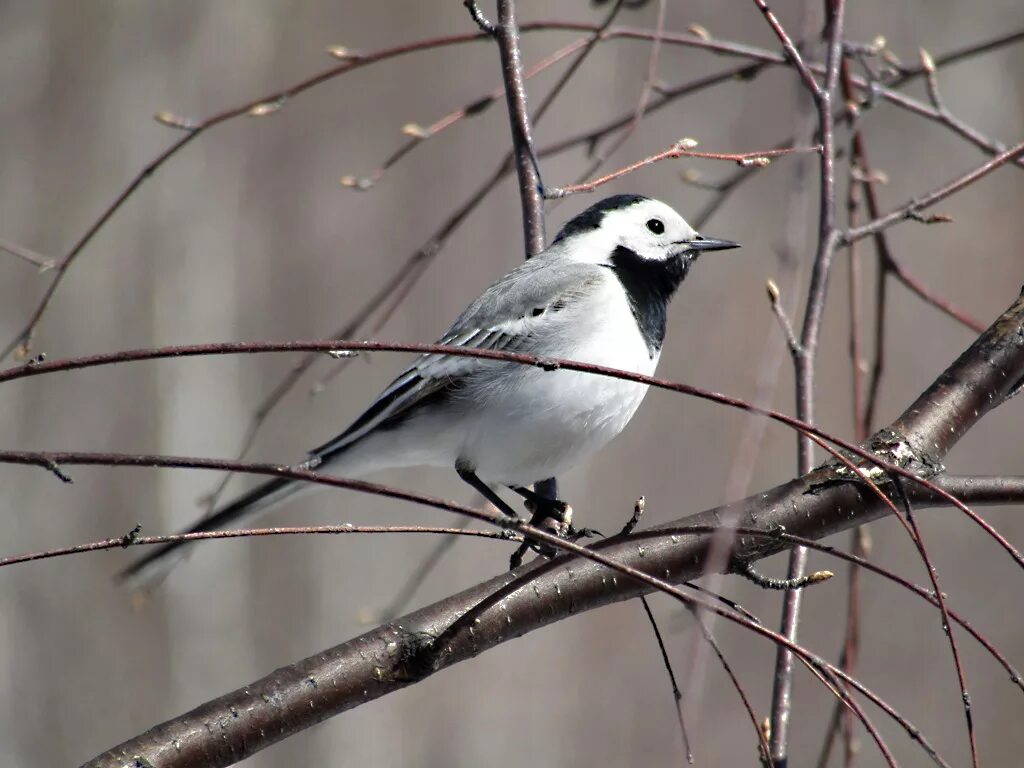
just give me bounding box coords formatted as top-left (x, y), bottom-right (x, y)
top-left (117, 474), bottom-right (304, 588)
top-left (118, 367), bottom-right (414, 587)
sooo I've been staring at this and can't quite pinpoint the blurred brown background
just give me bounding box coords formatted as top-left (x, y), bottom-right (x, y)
top-left (1, 2), bottom-right (1022, 765)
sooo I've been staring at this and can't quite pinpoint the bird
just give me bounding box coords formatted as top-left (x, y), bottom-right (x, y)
top-left (121, 194), bottom-right (738, 584)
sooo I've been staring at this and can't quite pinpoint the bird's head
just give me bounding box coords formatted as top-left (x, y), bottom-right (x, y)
top-left (551, 194), bottom-right (739, 268)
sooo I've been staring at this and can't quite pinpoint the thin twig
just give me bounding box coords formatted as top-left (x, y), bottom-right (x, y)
top-left (845, 140), bottom-right (1024, 243)
top-left (261, 8), bottom-right (634, 501)
top-left (339, 37), bottom-right (590, 191)
top-left (495, 0), bottom-right (546, 256)
top-left (3, 332), bottom-right (1024, 556)
top-left (768, 2), bottom-right (846, 761)
top-left (846, 146), bottom-right (869, 437)
top-left (809, 434), bottom-right (980, 768)
top-left (737, 560), bottom-right (833, 590)
top-left (814, 525), bottom-right (870, 768)
top-left (546, 142), bottom-right (818, 198)
top-left (463, 0), bottom-right (496, 35)
top-left (750, 0), bottom-right (822, 95)
top-left (766, 279), bottom-right (802, 356)
top-left (886, 254), bottom-right (985, 333)
top-left (563, 0), bottom-right (667, 188)
top-left (7, 22), bottom-right (1020, 362)
top-left (869, 81), bottom-right (1023, 171)
top-left (0, 523), bottom-right (514, 568)
top-left (705, 44), bottom-right (819, 737)
top-left (863, 231), bottom-right (888, 432)
top-left (0, 237), bottom-right (57, 272)
top-left (638, 596), bottom-right (694, 764)
top-left (834, 88), bottom-right (870, 765)
top-left (537, 61), bottom-right (771, 163)
top-left (77, 456), bottom-right (974, 767)
top-left (896, 487), bottom-right (980, 766)
top-left (688, 608), bottom-right (774, 767)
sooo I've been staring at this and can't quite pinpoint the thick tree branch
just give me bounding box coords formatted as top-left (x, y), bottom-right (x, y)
top-left (80, 289), bottom-right (1024, 767)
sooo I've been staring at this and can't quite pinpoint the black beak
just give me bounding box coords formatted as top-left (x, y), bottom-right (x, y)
top-left (685, 235), bottom-right (741, 252)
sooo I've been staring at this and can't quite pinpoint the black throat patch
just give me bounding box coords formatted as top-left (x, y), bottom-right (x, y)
top-left (607, 245), bottom-right (689, 357)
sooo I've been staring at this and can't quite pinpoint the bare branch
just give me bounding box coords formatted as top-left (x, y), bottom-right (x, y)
top-left (546, 141), bottom-right (818, 198)
top-left (638, 596), bottom-right (694, 764)
top-left (0, 237), bottom-right (57, 272)
top-left (495, 0), bottom-right (546, 255)
top-left (845, 140), bottom-right (1024, 243)
top-left (886, 254), bottom-right (985, 333)
top-left (737, 561), bottom-right (833, 590)
top-left (463, 0), bottom-right (496, 35)
top-left (70, 450), bottom-right (986, 768)
top-left (750, 0), bottom-right (822, 95)
top-left (15, 288), bottom-right (1023, 766)
top-left (4, 12), bottom-right (1024, 767)
top-left (5, 22), bottom-right (1020, 361)
top-left (3, 312), bottom-right (1024, 512)
top-left (0, 524), bottom-right (514, 568)
top-left (769, 2), bottom-right (846, 759)
top-left (0, 27), bottom-right (513, 361)
top-left (810, 434), bottom-right (979, 767)
top-left (766, 279), bottom-right (802, 357)
top-left (72, 460), bottom-right (1024, 767)
top-left (340, 36), bottom-right (590, 191)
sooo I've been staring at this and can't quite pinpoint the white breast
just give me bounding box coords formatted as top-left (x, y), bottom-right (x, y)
top-left (460, 276), bottom-right (659, 484)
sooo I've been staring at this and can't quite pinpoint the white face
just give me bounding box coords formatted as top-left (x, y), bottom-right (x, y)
top-left (599, 198), bottom-right (699, 262)
top-left (551, 196), bottom-right (725, 267)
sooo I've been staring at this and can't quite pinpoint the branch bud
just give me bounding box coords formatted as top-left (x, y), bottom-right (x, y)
top-left (919, 47), bottom-right (936, 74)
top-left (687, 24), bottom-right (711, 41)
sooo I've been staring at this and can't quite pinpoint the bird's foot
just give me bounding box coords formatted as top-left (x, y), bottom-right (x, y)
top-left (524, 496), bottom-right (573, 537)
top-left (508, 496), bottom-right (580, 570)
top-left (567, 525), bottom-right (602, 541)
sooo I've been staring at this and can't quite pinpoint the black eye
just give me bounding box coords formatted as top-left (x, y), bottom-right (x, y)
top-left (646, 218), bottom-right (665, 234)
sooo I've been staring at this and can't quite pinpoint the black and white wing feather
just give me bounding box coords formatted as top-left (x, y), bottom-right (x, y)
top-left (311, 257), bottom-right (605, 463)
top-left (119, 257), bottom-right (604, 586)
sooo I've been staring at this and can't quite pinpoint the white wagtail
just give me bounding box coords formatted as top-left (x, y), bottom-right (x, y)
top-left (123, 194), bottom-right (738, 582)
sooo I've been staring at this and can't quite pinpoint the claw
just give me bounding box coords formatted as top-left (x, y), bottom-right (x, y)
top-left (507, 493), bottom-right (583, 570)
top-left (568, 525), bottom-right (602, 541)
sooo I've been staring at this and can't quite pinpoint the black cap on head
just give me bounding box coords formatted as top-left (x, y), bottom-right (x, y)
top-left (553, 194), bottom-right (650, 243)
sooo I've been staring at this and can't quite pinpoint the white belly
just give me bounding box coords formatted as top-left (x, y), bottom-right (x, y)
top-left (459, 289), bottom-right (658, 484)
top-left (329, 280), bottom-right (661, 486)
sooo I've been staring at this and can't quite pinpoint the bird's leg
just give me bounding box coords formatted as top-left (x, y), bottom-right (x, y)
top-left (507, 539), bottom-right (534, 570)
top-left (454, 466), bottom-right (594, 569)
top-left (455, 463), bottom-right (522, 520)
top-left (455, 464), bottom-right (550, 569)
